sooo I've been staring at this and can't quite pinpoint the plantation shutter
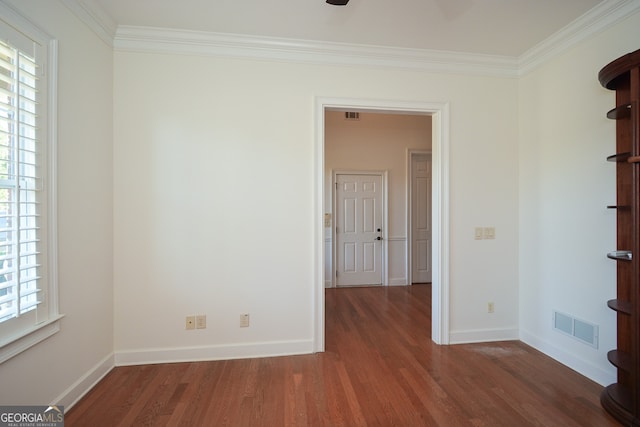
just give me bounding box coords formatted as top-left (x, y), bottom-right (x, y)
top-left (0, 36), bottom-right (42, 324)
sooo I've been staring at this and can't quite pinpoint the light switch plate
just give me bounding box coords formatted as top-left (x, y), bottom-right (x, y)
top-left (196, 315), bottom-right (206, 329)
top-left (240, 313), bottom-right (250, 328)
top-left (324, 213), bottom-right (332, 228)
top-left (483, 227), bottom-right (495, 239)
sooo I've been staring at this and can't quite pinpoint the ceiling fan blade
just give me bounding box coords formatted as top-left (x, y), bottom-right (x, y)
top-left (326, 0), bottom-right (349, 5)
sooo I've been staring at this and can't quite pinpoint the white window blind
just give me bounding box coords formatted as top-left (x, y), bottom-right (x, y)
top-left (0, 5), bottom-right (59, 363)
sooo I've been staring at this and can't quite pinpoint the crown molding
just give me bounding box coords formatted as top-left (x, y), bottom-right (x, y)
top-left (61, 0), bottom-right (116, 47)
top-left (62, 0), bottom-right (638, 77)
top-left (518, 0), bottom-right (640, 75)
top-left (113, 26), bottom-right (519, 77)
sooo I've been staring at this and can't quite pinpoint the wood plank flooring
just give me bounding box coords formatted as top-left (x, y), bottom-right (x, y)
top-left (66, 285), bottom-right (622, 426)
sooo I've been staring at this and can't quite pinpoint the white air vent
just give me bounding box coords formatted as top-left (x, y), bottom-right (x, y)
top-left (553, 310), bottom-right (598, 348)
top-left (344, 111), bottom-right (360, 120)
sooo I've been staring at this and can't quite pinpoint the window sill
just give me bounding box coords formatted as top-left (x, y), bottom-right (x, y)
top-left (0, 314), bottom-right (65, 364)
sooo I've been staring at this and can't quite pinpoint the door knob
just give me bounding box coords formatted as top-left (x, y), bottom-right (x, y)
top-left (376, 236), bottom-right (382, 240)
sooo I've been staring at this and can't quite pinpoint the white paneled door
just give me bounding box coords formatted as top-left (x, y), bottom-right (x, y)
top-left (335, 173), bottom-right (383, 287)
top-left (412, 154), bottom-right (432, 283)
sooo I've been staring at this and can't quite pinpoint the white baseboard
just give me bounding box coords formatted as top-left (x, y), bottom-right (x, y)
top-left (54, 352), bottom-right (115, 410)
top-left (449, 327), bottom-right (519, 344)
top-left (114, 339), bottom-right (314, 366)
top-left (388, 277), bottom-right (407, 286)
top-left (519, 329), bottom-right (615, 387)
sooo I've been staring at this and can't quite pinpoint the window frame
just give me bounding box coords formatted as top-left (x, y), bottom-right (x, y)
top-left (0, 3), bottom-right (60, 364)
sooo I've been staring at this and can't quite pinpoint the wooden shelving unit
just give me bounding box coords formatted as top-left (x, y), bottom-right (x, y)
top-left (599, 48), bottom-right (640, 426)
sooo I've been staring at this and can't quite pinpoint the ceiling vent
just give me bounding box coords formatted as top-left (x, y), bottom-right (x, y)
top-left (344, 112), bottom-right (360, 121)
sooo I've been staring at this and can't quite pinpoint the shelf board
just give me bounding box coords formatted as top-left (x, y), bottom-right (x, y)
top-left (607, 299), bottom-right (633, 315)
top-left (601, 384), bottom-right (634, 423)
top-left (606, 104), bottom-right (632, 119)
top-left (607, 350), bottom-right (632, 371)
top-left (607, 152), bottom-right (631, 162)
top-left (607, 250), bottom-right (632, 261)
top-left (599, 48), bottom-right (640, 89)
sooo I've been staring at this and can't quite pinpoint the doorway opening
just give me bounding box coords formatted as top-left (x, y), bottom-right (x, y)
top-left (314, 97), bottom-right (450, 351)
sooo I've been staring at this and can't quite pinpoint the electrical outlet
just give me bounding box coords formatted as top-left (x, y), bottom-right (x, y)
top-left (474, 227), bottom-right (483, 240)
top-left (186, 316), bottom-right (195, 330)
top-left (196, 315), bottom-right (206, 329)
top-left (488, 302), bottom-right (495, 313)
top-left (240, 313), bottom-right (250, 328)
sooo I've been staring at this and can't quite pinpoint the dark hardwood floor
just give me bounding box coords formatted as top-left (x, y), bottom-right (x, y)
top-left (66, 285), bottom-right (621, 426)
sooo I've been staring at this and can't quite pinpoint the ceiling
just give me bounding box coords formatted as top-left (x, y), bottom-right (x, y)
top-left (92, 0), bottom-right (604, 57)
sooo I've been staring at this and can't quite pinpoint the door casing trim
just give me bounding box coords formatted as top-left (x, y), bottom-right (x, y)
top-left (314, 97), bottom-right (450, 350)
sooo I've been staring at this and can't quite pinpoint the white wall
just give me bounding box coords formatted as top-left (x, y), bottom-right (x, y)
top-left (113, 48), bottom-right (519, 363)
top-left (0, 1), bottom-right (114, 406)
top-left (11, 0), bottom-right (634, 407)
top-left (0, 0), bottom-right (636, 410)
top-left (324, 111), bottom-right (432, 286)
top-left (518, 11), bottom-right (640, 385)
top-left (4, 0), bottom-right (632, 409)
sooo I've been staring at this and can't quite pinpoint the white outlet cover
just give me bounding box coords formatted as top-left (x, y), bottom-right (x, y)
top-left (240, 313), bottom-right (250, 327)
top-left (186, 316), bottom-right (195, 330)
top-left (474, 227), bottom-right (483, 240)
